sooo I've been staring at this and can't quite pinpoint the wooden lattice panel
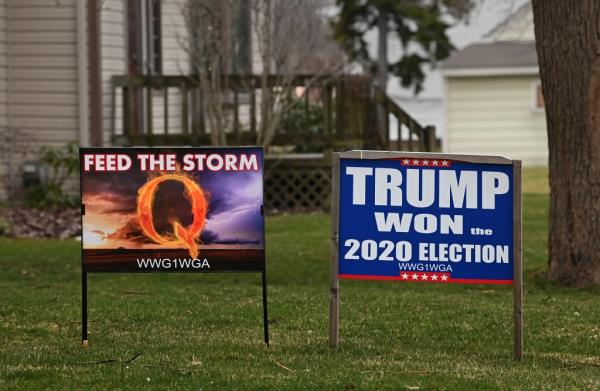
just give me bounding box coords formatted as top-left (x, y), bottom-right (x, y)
top-left (264, 156), bottom-right (331, 211)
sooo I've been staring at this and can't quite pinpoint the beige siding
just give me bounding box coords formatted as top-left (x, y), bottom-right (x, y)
top-left (445, 75), bottom-right (547, 166)
top-left (0, 0), bottom-right (82, 199)
top-left (0, 0), bottom-right (195, 196)
top-left (0, 0), bottom-right (7, 199)
top-left (5, 0), bottom-right (79, 145)
top-left (0, 0), bottom-right (6, 128)
top-left (101, 0), bottom-right (126, 144)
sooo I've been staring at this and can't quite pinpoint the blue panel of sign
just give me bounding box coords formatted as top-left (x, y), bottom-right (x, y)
top-left (338, 156), bottom-right (515, 284)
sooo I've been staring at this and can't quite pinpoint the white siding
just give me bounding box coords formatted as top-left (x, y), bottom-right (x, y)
top-left (445, 75), bottom-right (548, 165)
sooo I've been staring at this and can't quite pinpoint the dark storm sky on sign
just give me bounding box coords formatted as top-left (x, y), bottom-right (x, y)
top-left (81, 149), bottom-right (264, 248)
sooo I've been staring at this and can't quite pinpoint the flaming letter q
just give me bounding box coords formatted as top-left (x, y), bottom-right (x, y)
top-left (137, 174), bottom-right (207, 258)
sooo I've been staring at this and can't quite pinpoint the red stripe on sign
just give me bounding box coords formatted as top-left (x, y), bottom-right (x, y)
top-left (449, 278), bottom-right (513, 285)
top-left (338, 274), bottom-right (513, 285)
top-left (338, 274), bottom-right (408, 281)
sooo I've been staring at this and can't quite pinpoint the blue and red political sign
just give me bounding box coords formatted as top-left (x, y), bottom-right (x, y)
top-left (335, 151), bottom-right (520, 284)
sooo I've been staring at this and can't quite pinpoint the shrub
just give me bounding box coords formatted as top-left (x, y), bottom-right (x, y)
top-left (26, 143), bottom-right (79, 208)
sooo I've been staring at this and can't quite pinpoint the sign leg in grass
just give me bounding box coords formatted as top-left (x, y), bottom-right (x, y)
top-left (80, 147), bottom-right (268, 346)
top-left (329, 150), bottom-right (523, 360)
top-left (513, 160), bottom-right (523, 360)
top-left (82, 271), bottom-right (88, 348)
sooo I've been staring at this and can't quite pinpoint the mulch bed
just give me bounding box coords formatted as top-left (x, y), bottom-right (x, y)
top-left (0, 206), bottom-right (81, 239)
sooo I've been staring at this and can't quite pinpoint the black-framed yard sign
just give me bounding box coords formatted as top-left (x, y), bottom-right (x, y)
top-left (329, 150), bottom-right (522, 360)
top-left (79, 147), bottom-right (268, 347)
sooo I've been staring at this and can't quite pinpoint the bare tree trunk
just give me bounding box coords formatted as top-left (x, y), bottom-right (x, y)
top-left (532, 0), bottom-right (600, 286)
top-left (182, 0), bottom-right (231, 146)
top-left (376, 8), bottom-right (388, 90)
top-left (251, 0), bottom-right (344, 150)
top-left (376, 7), bottom-right (388, 147)
top-left (258, 0), bottom-right (272, 146)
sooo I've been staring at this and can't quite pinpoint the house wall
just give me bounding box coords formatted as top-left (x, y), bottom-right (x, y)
top-left (0, 0), bottom-right (6, 129)
top-left (0, 0), bottom-right (191, 199)
top-left (0, 0), bottom-right (7, 199)
top-left (101, 0), bottom-right (126, 145)
top-left (445, 74), bottom-right (548, 165)
top-left (101, 0), bottom-right (189, 141)
top-left (5, 0), bottom-right (80, 145)
top-left (0, 0), bottom-right (82, 199)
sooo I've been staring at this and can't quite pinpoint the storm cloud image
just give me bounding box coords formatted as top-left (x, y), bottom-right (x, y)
top-left (81, 148), bottom-right (264, 252)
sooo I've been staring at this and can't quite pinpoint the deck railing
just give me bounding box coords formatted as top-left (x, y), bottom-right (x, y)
top-left (111, 74), bottom-right (436, 152)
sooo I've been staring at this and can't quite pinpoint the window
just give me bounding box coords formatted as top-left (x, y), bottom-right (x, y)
top-left (532, 81), bottom-right (544, 112)
top-left (127, 0), bottom-right (162, 75)
top-left (148, 0), bottom-right (162, 74)
top-left (126, 0), bottom-right (163, 136)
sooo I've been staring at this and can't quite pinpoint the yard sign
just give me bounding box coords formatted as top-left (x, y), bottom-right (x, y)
top-left (329, 150), bottom-right (522, 360)
top-left (79, 147), bottom-right (268, 347)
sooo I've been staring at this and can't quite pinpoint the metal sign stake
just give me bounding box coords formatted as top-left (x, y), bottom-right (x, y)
top-left (262, 271), bottom-right (270, 346)
top-left (329, 154), bottom-right (340, 348)
top-left (82, 271), bottom-right (88, 348)
top-left (513, 161), bottom-right (523, 360)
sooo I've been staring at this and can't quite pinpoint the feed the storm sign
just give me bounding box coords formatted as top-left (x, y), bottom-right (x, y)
top-left (329, 151), bottom-right (522, 359)
top-left (79, 147), bottom-right (269, 347)
top-left (80, 147), bottom-right (265, 273)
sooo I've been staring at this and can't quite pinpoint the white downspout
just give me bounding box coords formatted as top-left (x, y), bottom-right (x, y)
top-left (76, 0), bottom-right (89, 146)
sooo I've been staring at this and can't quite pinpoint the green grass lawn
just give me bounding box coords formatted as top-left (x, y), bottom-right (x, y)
top-left (2, 167), bottom-right (600, 390)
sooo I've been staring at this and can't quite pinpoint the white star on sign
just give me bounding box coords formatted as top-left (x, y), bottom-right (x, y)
top-left (412, 159), bottom-right (420, 165)
top-left (401, 273), bottom-right (409, 279)
top-left (411, 273), bottom-right (419, 280)
top-left (422, 160), bottom-right (429, 166)
top-left (431, 274), bottom-right (438, 281)
top-left (441, 274), bottom-right (449, 281)
top-left (441, 160), bottom-right (449, 166)
top-left (402, 159), bottom-right (410, 165)
top-left (421, 274), bottom-right (428, 280)
top-left (432, 160), bottom-right (439, 166)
